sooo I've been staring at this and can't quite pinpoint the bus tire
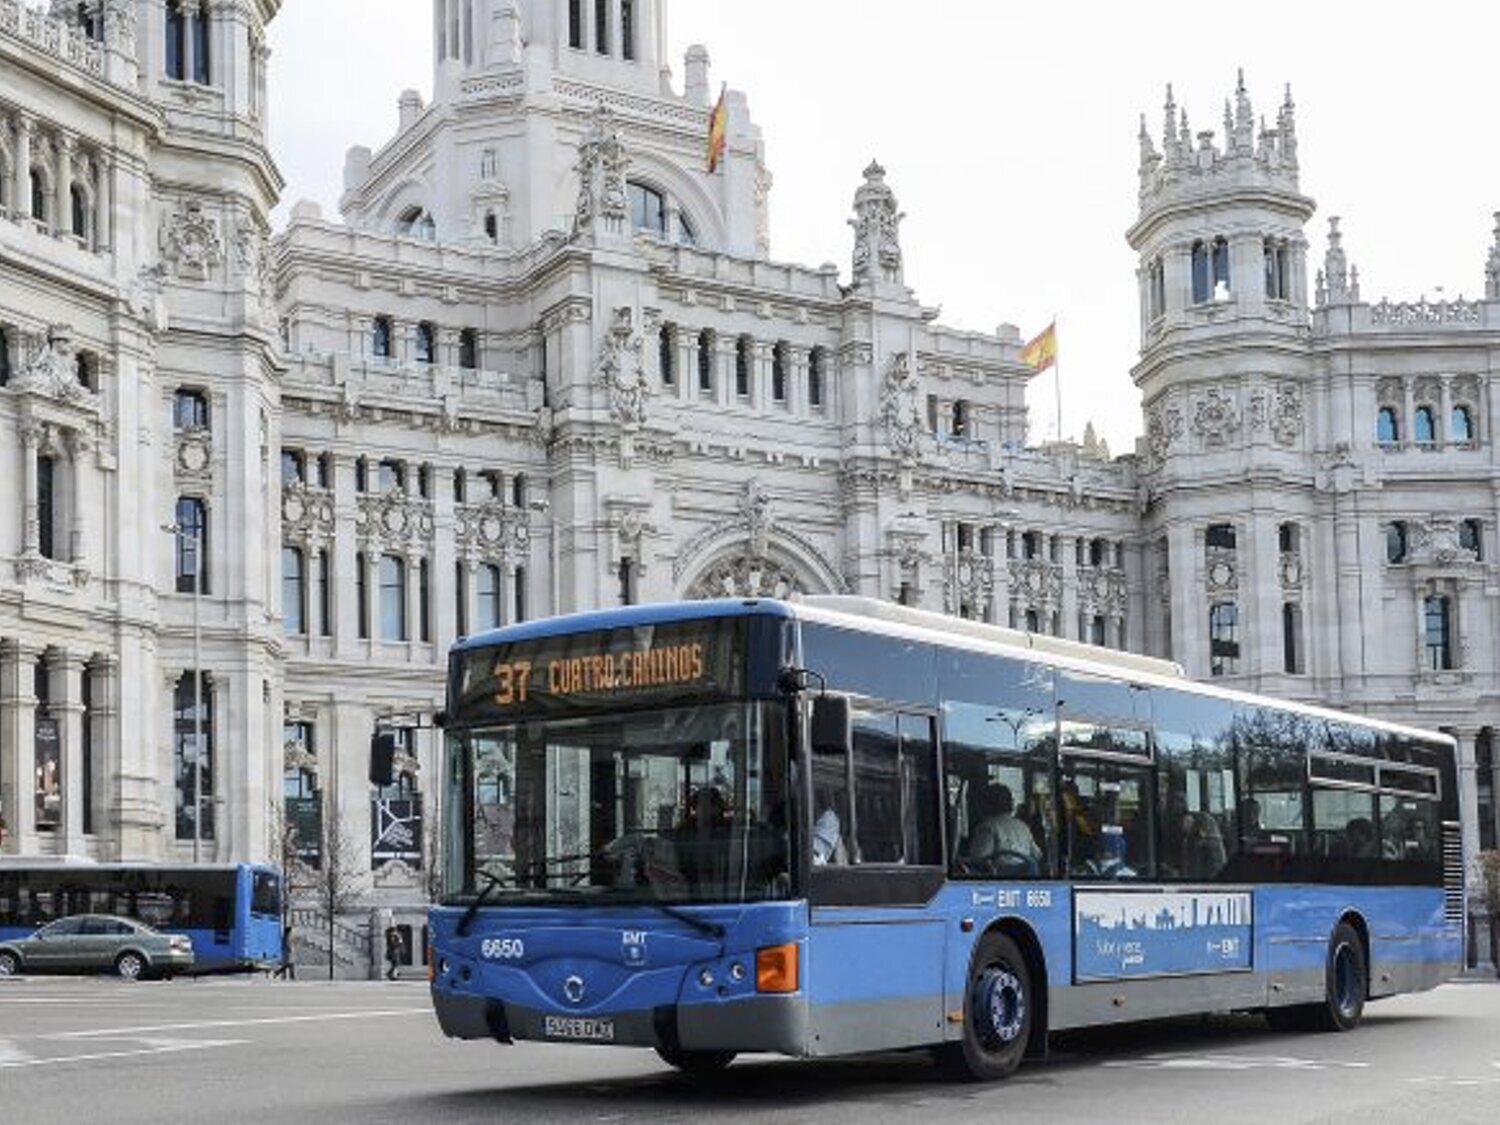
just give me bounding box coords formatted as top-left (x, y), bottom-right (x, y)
top-left (943, 931), bottom-right (1033, 1081)
top-left (1311, 921), bottom-right (1366, 1032)
top-left (654, 1045), bottom-right (736, 1074)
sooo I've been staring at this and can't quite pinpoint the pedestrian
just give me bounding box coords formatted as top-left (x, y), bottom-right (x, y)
top-left (274, 921), bottom-right (296, 980)
top-left (384, 925), bottom-right (403, 981)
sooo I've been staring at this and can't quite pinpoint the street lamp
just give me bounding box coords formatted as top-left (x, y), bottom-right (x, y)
top-left (164, 518), bottom-right (203, 863)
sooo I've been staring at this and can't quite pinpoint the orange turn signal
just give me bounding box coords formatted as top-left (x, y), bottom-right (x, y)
top-left (427, 945), bottom-right (436, 983)
top-left (755, 942), bottom-right (799, 993)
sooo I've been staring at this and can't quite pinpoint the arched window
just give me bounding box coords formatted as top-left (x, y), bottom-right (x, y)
top-left (1414, 405), bottom-right (1436, 445)
top-left (175, 496), bottom-right (209, 593)
top-left (192, 3), bottom-right (211, 85)
top-left (1376, 406), bottom-right (1400, 445)
top-left (808, 347), bottom-right (825, 407)
top-left (627, 182), bottom-right (667, 236)
top-left (476, 564), bottom-right (500, 630)
top-left (165, 1), bottom-right (186, 80)
top-left (1211, 236), bottom-right (1231, 298)
top-left (658, 324), bottom-right (676, 387)
top-left (415, 322), bottom-right (435, 364)
top-left (282, 546), bottom-right (305, 635)
top-left (77, 3), bottom-right (101, 40)
top-left (396, 206), bottom-right (435, 240)
top-left (1451, 404), bottom-right (1473, 444)
top-left (379, 555), bottom-right (407, 641)
top-left (1460, 519), bottom-right (1483, 559)
top-left (372, 316), bottom-right (393, 359)
top-left (1385, 520), bottom-right (1408, 564)
top-left (484, 212), bottom-right (498, 243)
top-left (458, 328), bottom-right (478, 370)
top-left (771, 341), bottom-right (787, 402)
top-left (1191, 240), bottom-right (1210, 303)
top-left (735, 335), bottom-right (752, 397)
top-left (697, 329), bottom-right (714, 392)
top-left (1423, 595), bottom-right (1453, 671)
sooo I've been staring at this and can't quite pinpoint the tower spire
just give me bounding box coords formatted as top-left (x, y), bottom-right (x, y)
top-left (1486, 211), bottom-right (1500, 299)
top-left (1163, 83), bottom-right (1178, 155)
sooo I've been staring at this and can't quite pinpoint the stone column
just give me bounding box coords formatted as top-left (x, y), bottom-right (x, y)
top-left (56, 132), bottom-right (75, 239)
top-left (405, 550), bottom-right (422, 645)
top-left (432, 468), bottom-right (458, 649)
top-left (789, 345), bottom-right (809, 418)
top-left (53, 648), bottom-right (89, 853)
top-left (69, 428), bottom-right (93, 568)
top-left (0, 640), bottom-right (43, 851)
top-left (500, 562), bottom-right (516, 626)
top-left (14, 113), bottom-right (33, 221)
top-left (96, 153), bottom-right (113, 253)
top-left (1401, 378), bottom-right (1415, 448)
top-left (87, 656), bottom-right (115, 843)
top-left (21, 420), bottom-right (43, 556)
top-left (1058, 535), bottom-right (1079, 640)
top-left (1440, 377), bottom-right (1454, 447)
top-left (181, 0), bottom-right (201, 84)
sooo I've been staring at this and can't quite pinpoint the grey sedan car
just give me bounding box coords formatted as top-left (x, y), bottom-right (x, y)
top-left (0, 914), bottom-right (194, 980)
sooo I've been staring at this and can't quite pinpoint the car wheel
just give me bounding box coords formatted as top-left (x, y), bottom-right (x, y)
top-left (0, 950), bottom-right (19, 977)
top-left (941, 931), bottom-right (1035, 1081)
top-left (115, 951), bottom-right (147, 981)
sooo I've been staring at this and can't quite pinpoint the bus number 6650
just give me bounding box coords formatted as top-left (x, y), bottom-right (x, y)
top-left (481, 938), bottom-right (525, 960)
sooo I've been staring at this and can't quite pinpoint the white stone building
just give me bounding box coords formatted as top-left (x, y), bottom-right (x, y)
top-left (1, 2), bottom-right (1497, 969)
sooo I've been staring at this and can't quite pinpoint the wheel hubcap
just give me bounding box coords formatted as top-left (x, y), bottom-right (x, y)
top-left (1334, 946), bottom-right (1358, 1013)
top-left (975, 966), bottom-right (1026, 1048)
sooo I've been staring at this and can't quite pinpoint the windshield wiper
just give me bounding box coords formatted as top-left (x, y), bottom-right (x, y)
top-left (455, 867), bottom-right (510, 937)
top-left (639, 898), bottom-right (725, 940)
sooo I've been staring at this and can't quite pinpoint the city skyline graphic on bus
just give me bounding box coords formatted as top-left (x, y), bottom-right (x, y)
top-left (1075, 890), bottom-right (1253, 981)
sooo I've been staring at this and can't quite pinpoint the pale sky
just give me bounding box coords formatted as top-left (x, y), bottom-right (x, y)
top-left (267, 1), bottom-right (1500, 456)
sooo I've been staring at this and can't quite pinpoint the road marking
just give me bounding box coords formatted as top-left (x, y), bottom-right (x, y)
top-left (0, 1037), bottom-right (245, 1070)
top-left (43, 1008), bottom-right (428, 1040)
top-left (0, 1039), bottom-right (31, 1065)
top-left (1105, 1053), bottom-right (1371, 1072)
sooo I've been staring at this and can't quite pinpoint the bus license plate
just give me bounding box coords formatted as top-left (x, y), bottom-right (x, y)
top-left (543, 1015), bottom-right (615, 1042)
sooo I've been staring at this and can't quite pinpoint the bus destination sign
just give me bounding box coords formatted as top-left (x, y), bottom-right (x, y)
top-left (490, 641), bottom-right (706, 707)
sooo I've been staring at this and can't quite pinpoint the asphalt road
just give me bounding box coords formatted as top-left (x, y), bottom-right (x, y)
top-left (1, 975), bottom-right (1497, 1124)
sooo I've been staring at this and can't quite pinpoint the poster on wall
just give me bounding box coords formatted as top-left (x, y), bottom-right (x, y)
top-left (1074, 889), bottom-right (1253, 981)
top-left (371, 796), bottom-right (423, 867)
top-left (34, 716), bottom-right (61, 830)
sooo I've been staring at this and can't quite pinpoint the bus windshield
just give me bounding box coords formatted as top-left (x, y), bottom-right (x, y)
top-left (446, 701), bottom-right (792, 906)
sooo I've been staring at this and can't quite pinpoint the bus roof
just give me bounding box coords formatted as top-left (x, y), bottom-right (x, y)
top-left (451, 597), bottom-right (1452, 747)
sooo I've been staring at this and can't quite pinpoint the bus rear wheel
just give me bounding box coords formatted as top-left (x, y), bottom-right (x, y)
top-left (654, 1044), bottom-right (736, 1074)
top-left (943, 931), bottom-right (1033, 1081)
top-left (1266, 921), bottom-right (1366, 1034)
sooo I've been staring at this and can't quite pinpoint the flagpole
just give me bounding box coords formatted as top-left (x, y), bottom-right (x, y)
top-left (1051, 316), bottom-right (1062, 444)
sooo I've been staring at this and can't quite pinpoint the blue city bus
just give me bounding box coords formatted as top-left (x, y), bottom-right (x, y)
top-left (0, 860), bottom-right (284, 973)
top-left (428, 597), bottom-right (1463, 1078)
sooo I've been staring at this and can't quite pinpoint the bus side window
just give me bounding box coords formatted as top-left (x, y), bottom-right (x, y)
top-left (1152, 690), bottom-right (1238, 882)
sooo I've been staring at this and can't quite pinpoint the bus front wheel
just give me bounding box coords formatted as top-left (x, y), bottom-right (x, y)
top-left (654, 1044), bottom-right (736, 1074)
top-left (944, 931), bottom-right (1033, 1081)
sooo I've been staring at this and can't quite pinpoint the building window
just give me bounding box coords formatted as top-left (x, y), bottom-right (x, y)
top-left (80, 665), bottom-right (94, 833)
top-left (1451, 404), bottom-right (1474, 444)
top-left (1460, 519), bottom-right (1483, 559)
top-left (455, 562), bottom-right (469, 636)
top-left (1191, 240), bottom-right (1210, 303)
top-left (1209, 601), bottom-right (1239, 676)
top-left (165, 0), bottom-right (186, 79)
top-left (1413, 405), bottom-right (1436, 446)
top-left (1385, 520), bottom-right (1408, 564)
top-left (174, 389), bottom-right (209, 430)
top-left (75, 352), bottom-right (93, 391)
top-left (71, 184), bottom-right (87, 238)
top-left (396, 207), bottom-right (435, 240)
top-left (77, 3), bottom-right (101, 39)
top-left (280, 449), bottom-right (305, 484)
top-left (1021, 531), bottom-right (1040, 560)
top-left (568, 0), bottom-right (583, 48)
top-left (1205, 522), bottom-right (1236, 550)
top-left (514, 565), bottom-right (528, 622)
top-left (697, 330), bottom-right (714, 392)
top-left (1090, 615), bottom-right (1107, 646)
top-left (809, 347), bottom-right (825, 407)
top-left (173, 672), bottom-right (214, 841)
top-left (1282, 602), bottom-right (1304, 674)
top-left (594, 0), bottom-right (608, 54)
top-left (628, 182), bottom-right (666, 236)
top-left (1024, 609), bottom-right (1040, 632)
top-left (1, 325), bottom-right (12, 387)
top-left (620, 0), bottom-right (635, 59)
top-left (419, 559), bottom-right (431, 642)
top-left (192, 2), bottom-right (211, 85)
top-left (1478, 731), bottom-right (1496, 853)
top-left (1263, 238), bottom-right (1289, 299)
top-left (1423, 595), bottom-right (1453, 671)
top-left (1211, 236), bottom-right (1230, 298)
top-left (1279, 521), bottom-right (1300, 554)
top-left (484, 212), bottom-right (498, 242)
top-left (282, 546), bottom-right (305, 635)
top-left (283, 720), bottom-right (321, 868)
top-left (659, 324), bottom-right (676, 387)
top-left (1376, 406), bottom-right (1400, 445)
top-left (372, 316), bottom-right (393, 359)
top-left (952, 399), bottom-right (969, 438)
top-left (38, 455), bottom-right (57, 560)
top-left (476, 564), bottom-right (500, 631)
top-left (356, 552), bottom-right (369, 638)
top-left (511, 473), bottom-right (526, 508)
top-left (619, 557), bottom-right (636, 605)
top-left (378, 459), bottom-right (405, 494)
top-left (315, 550), bottom-right (331, 637)
top-left (771, 341), bottom-right (787, 402)
top-left (735, 335), bottom-right (752, 397)
top-left (415, 322), bottom-right (435, 364)
top-left (175, 496), bottom-right (208, 593)
top-left (677, 211), bottom-right (697, 246)
top-left (459, 328), bottom-right (478, 370)
top-left (379, 555), bottom-right (407, 641)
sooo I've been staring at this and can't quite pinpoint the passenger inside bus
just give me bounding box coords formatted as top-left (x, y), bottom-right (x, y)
top-left (963, 783), bottom-right (1041, 874)
top-left (1180, 811), bottom-right (1227, 879)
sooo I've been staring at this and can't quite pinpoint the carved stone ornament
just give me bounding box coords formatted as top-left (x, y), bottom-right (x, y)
top-left (944, 549), bottom-right (995, 614)
top-left (879, 352), bottom-right (923, 463)
top-left (10, 324), bottom-right (96, 405)
top-left (687, 554), bottom-right (801, 601)
top-left (1206, 549), bottom-right (1238, 592)
top-left (282, 484), bottom-right (335, 538)
top-left (1270, 383), bottom-right (1303, 446)
top-left (1193, 388), bottom-right (1241, 447)
top-left (455, 502), bottom-right (529, 564)
top-left (849, 160), bottom-right (904, 286)
top-left (176, 429), bottom-right (214, 480)
top-left (356, 493), bottom-right (435, 552)
top-left (572, 106), bottom-right (628, 235)
top-left (160, 199), bottom-right (224, 281)
top-left (1007, 558), bottom-right (1062, 610)
top-left (1146, 403), bottom-right (1183, 463)
top-left (595, 307), bottom-right (649, 428)
top-left (1279, 551), bottom-right (1303, 590)
top-left (739, 478), bottom-right (774, 558)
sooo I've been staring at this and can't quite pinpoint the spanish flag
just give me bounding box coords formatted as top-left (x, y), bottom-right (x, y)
top-left (1021, 322), bottom-right (1057, 371)
top-left (706, 84), bottom-right (728, 173)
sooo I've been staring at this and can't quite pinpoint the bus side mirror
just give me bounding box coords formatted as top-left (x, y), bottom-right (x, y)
top-left (810, 696), bottom-right (851, 756)
top-left (370, 731), bottom-right (397, 787)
